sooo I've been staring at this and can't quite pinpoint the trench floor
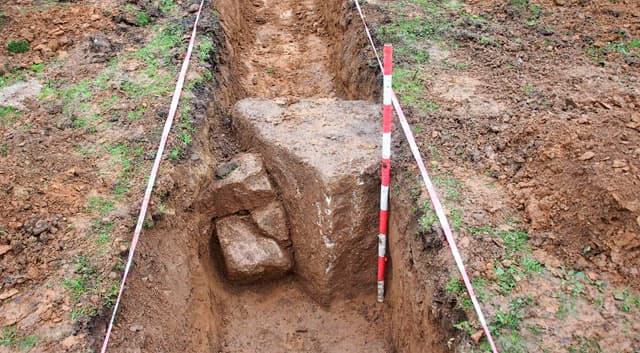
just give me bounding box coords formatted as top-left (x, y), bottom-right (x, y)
top-left (218, 280), bottom-right (388, 353)
top-left (238, 0), bottom-right (336, 97)
top-left (211, 0), bottom-right (390, 351)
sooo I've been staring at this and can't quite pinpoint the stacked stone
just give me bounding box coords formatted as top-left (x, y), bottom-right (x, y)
top-left (199, 153), bottom-right (293, 283)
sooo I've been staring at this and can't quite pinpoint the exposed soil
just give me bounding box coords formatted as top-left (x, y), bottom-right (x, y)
top-left (365, 0), bottom-right (640, 351)
top-left (1, 0), bottom-right (639, 352)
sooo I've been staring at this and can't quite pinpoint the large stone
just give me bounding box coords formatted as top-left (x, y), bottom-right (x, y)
top-left (251, 201), bottom-right (290, 245)
top-left (233, 98), bottom-right (380, 302)
top-left (216, 215), bottom-right (292, 282)
top-left (197, 153), bottom-right (276, 217)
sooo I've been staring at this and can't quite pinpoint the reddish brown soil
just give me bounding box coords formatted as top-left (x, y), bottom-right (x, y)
top-left (0, 1), bottom-right (113, 70)
top-left (2, 0), bottom-right (639, 352)
top-left (429, 0), bottom-right (640, 283)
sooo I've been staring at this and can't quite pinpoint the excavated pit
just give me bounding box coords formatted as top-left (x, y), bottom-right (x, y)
top-left (102, 1), bottom-right (451, 352)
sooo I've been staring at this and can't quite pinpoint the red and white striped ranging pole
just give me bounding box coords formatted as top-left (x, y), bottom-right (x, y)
top-left (354, 1), bottom-right (499, 351)
top-left (377, 44), bottom-right (393, 303)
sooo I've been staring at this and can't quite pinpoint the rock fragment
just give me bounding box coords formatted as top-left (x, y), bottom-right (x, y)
top-left (0, 244), bottom-right (11, 256)
top-left (0, 80), bottom-right (42, 110)
top-left (198, 153), bottom-right (276, 217)
top-left (251, 201), bottom-right (290, 245)
top-left (216, 216), bottom-right (292, 283)
top-left (578, 151), bottom-right (595, 161)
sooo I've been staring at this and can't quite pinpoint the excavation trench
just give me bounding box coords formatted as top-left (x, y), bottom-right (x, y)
top-left (101, 1), bottom-right (452, 352)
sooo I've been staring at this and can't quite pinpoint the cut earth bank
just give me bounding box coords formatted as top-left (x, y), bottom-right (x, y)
top-left (102, 0), bottom-right (455, 352)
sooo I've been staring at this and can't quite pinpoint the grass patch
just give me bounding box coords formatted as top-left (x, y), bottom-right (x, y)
top-left (92, 220), bottom-right (114, 245)
top-left (7, 39), bottom-right (29, 54)
top-left (568, 336), bottom-right (603, 353)
top-left (393, 69), bottom-right (439, 113)
top-left (127, 107), bottom-right (147, 121)
top-left (377, 6), bottom-right (449, 65)
top-left (62, 256), bottom-right (103, 321)
top-left (125, 4), bottom-right (152, 26)
top-left (168, 148), bottom-right (181, 160)
top-left (159, 0), bottom-right (176, 13)
top-left (135, 24), bottom-right (182, 71)
top-left (0, 326), bottom-right (38, 351)
top-left (29, 63), bottom-right (45, 73)
top-left (613, 287), bottom-right (640, 312)
top-left (586, 37), bottom-right (640, 65)
top-left (86, 196), bottom-right (115, 216)
top-left (0, 106), bottom-right (20, 127)
top-left (198, 41), bottom-right (214, 61)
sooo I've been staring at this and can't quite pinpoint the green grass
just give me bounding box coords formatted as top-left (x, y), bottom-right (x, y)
top-left (137, 11), bottom-right (151, 26)
top-left (125, 4), bottom-right (151, 26)
top-left (30, 63), bottom-right (45, 73)
top-left (0, 327), bottom-right (16, 346)
top-left (613, 288), bottom-right (640, 312)
top-left (159, 0), bottom-right (176, 13)
top-left (168, 148), bottom-right (181, 160)
top-left (522, 256), bottom-right (543, 273)
top-left (0, 326), bottom-right (38, 351)
top-left (92, 220), bottom-right (114, 245)
top-left (113, 180), bottom-right (130, 197)
top-left (128, 107), bottom-right (147, 121)
top-left (453, 320), bottom-right (474, 336)
top-left (586, 38), bottom-right (640, 64)
top-left (376, 0), bottom-right (457, 67)
top-left (108, 144), bottom-right (132, 176)
top-left (86, 196), bottom-right (115, 216)
top-left (567, 336), bottom-right (603, 353)
top-left (135, 25), bottom-right (182, 70)
top-left (0, 145), bottom-right (7, 157)
top-left (62, 276), bottom-right (91, 302)
top-left (501, 229), bottom-right (528, 253)
top-left (479, 36), bottom-right (498, 46)
top-left (103, 283), bottom-right (120, 307)
top-left (7, 39), bottom-right (29, 54)
top-left (417, 173), bottom-right (463, 232)
top-left (198, 41), bottom-right (214, 61)
top-left (433, 174), bottom-right (461, 201)
top-left (62, 256), bottom-right (102, 321)
top-left (0, 106), bottom-right (20, 127)
top-left (56, 79), bottom-right (92, 118)
top-left (555, 270), bottom-right (592, 318)
top-left (71, 304), bottom-right (98, 321)
top-left (393, 69), bottom-right (439, 113)
top-left (72, 113), bottom-right (101, 130)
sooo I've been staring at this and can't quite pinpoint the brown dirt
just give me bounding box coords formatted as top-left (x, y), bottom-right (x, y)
top-left (363, 0), bottom-right (640, 351)
top-left (427, 0), bottom-right (640, 283)
top-left (0, 1), bottom-right (114, 69)
top-left (2, 0), bottom-right (639, 352)
top-left (97, 0), bottom-right (411, 352)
